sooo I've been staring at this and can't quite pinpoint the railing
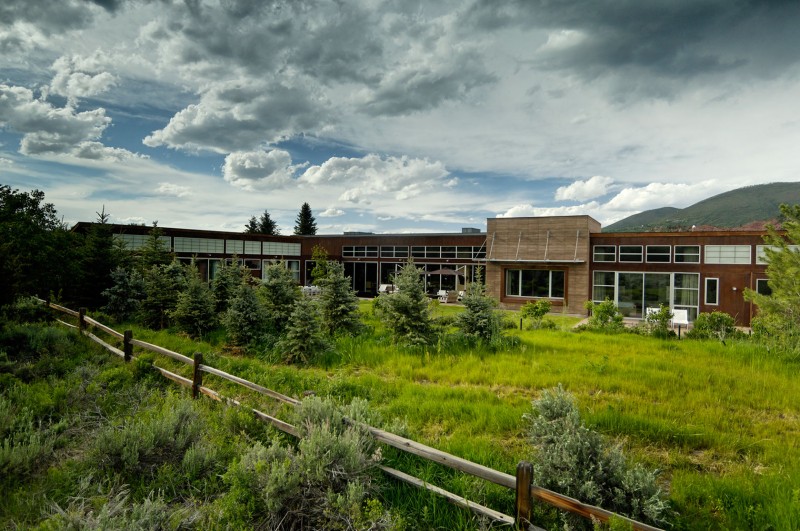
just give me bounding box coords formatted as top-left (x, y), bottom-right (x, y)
top-left (38, 299), bottom-right (662, 531)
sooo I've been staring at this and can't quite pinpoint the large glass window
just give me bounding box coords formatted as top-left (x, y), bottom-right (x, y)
top-left (756, 245), bottom-right (800, 265)
top-left (644, 273), bottom-right (670, 309)
top-left (705, 245), bottom-right (751, 264)
top-left (674, 245), bottom-right (700, 263)
top-left (617, 272), bottom-right (644, 317)
top-left (505, 269), bottom-right (565, 299)
top-left (342, 246), bottom-right (378, 257)
top-left (593, 245), bottom-right (616, 262)
top-left (619, 245), bottom-right (643, 262)
top-left (705, 277), bottom-right (719, 305)
top-left (674, 273), bottom-right (699, 321)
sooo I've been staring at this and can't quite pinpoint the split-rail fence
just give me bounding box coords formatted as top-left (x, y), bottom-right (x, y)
top-left (38, 298), bottom-right (662, 531)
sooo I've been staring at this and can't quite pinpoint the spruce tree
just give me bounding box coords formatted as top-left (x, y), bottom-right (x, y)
top-left (244, 216), bottom-right (259, 233)
top-left (140, 260), bottom-right (187, 329)
top-left (258, 210), bottom-right (279, 235)
top-left (317, 261), bottom-right (362, 336)
top-left (77, 207), bottom-right (119, 309)
top-left (138, 222), bottom-right (173, 271)
top-left (224, 281), bottom-right (267, 346)
top-left (212, 257), bottom-right (248, 313)
top-left (294, 202), bottom-right (317, 235)
top-left (276, 295), bottom-right (328, 364)
top-left (102, 266), bottom-right (145, 322)
top-left (455, 268), bottom-right (501, 343)
top-left (260, 261), bottom-right (300, 333)
top-left (373, 260), bottom-right (434, 346)
top-left (172, 262), bottom-right (217, 338)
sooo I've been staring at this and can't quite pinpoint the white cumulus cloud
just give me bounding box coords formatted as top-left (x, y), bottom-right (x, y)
top-left (605, 181), bottom-right (718, 211)
top-left (49, 54), bottom-right (117, 100)
top-left (222, 149), bottom-right (297, 190)
top-left (320, 207), bottom-right (345, 217)
top-left (156, 182), bottom-right (192, 198)
top-left (555, 175), bottom-right (614, 201)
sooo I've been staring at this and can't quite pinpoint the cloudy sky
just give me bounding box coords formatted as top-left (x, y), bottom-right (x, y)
top-left (2, 0), bottom-right (800, 234)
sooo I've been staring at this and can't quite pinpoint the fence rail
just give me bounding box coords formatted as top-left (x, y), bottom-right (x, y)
top-left (37, 298), bottom-right (662, 531)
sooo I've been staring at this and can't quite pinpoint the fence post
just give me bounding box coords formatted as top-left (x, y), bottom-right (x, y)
top-left (123, 330), bottom-right (133, 362)
top-left (192, 352), bottom-right (203, 399)
top-left (515, 461), bottom-right (533, 529)
top-left (78, 307), bottom-right (87, 334)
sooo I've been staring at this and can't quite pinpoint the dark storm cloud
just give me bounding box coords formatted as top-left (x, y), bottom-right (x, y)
top-left (464, 0), bottom-right (800, 83)
top-left (0, 0), bottom-right (97, 34)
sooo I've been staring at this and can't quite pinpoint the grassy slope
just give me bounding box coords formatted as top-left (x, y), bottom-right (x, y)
top-left (6, 303), bottom-right (799, 530)
top-left (128, 301), bottom-right (800, 530)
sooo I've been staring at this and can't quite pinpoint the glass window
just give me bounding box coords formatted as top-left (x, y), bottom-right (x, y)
top-left (674, 245), bottom-right (700, 263)
top-left (506, 270), bottom-right (520, 296)
top-left (506, 269), bottom-right (564, 298)
top-left (674, 273), bottom-right (700, 321)
top-left (705, 277), bottom-right (719, 305)
top-left (243, 241), bottom-right (261, 255)
top-left (756, 279), bottom-right (772, 296)
top-left (593, 245), bottom-right (616, 262)
top-left (226, 239), bottom-right (244, 255)
top-left (756, 245), bottom-right (800, 265)
top-left (426, 247), bottom-right (441, 258)
top-left (441, 246), bottom-right (456, 258)
top-left (592, 271), bottom-right (615, 302)
top-left (457, 247), bottom-right (473, 259)
top-left (619, 245), bottom-right (643, 262)
top-left (411, 246), bottom-right (426, 258)
top-left (646, 245), bottom-right (671, 263)
top-left (705, 245), bottom-right (751, 264)
top-left (644, 273), bottom-right (670, 309)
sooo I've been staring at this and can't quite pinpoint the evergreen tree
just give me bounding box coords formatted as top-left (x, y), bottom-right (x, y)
top-left (745, 203), bottom-right (800, 352)
top-left (76, 207), bottom-right (119, 309)
top-left (138, 222), bottom-right (173, 271)
top-left (102, 266), bottom-right (146, 322)
top-left (223, 281), bottom-right (267, 346)
top-left (140, 260), bottom-right (187, 329)
top-left (276, 296), bottom-right (328, 364)
top-left (317, 261), bottom-right (362, 336)
top-left (172, 262), bottom-right (217, 338)
top-left (260, 261), bottom-right (300, 333)
top-left (257, 210), bottom-right (279, 235)
top-left (455, 268), bottom-right (501, 343)
top-left (373, 260), bottom-right (434, 346)
top-left (212, 257), bottom-right (248, 313)
top-left (294, 202), bottom-right (317, 235)
top-left (244, 216), bottom-right (259, 234)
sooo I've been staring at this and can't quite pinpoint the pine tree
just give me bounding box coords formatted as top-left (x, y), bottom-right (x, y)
top-left (138, 222), bottom-right (173, 271)
top-left (244, 216), bottom-right (259, 234)
top-left (172, 262), bottom-right (217, 338)
top-left (455, 267), bottom-right (501, 343)
top-left (310, 245), bottom-right (331, 284)
top-left (276, 296), bottom-right (328, 364)
top-left (372, 259), bottom-right (434, 346)
top-left (102, 266), bottom-right (145, 322)
top-left (76, 207), bottom-right (119, 309)
top-left (294, 203), bottom-right (317, 235)
top-left (317, 261), bottom-right (362, 336)
top-left (140, 260), bottom-right (187, 329)
top-left (257, 210), bottom-right (279, 235)
top-left (224, 281), bottom-right (267, 346)
top-left (260, 261), bottom-right (300, 333)
top-left (212, 257), bottom-right (248, 313)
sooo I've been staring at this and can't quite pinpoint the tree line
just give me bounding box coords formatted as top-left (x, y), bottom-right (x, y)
top-left (244, 202), bottom-right (317, 235)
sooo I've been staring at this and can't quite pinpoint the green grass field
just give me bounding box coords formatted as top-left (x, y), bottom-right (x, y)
top-left (4, 301), bottom-right (800, 529)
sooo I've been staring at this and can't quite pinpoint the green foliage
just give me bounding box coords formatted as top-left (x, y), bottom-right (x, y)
top-left (246, 209), bottom-right (280, 235)
top-left (92, 392), bottom-right (203, 480)
top-left (644, 304), bottom-right (674, 339)
top-left (261, 261), bottom-right (300, 333)
top-left (521, 299), bottom-right (552, 329)
top-left (140, 260), bottom-right (187, 329)
top-left (0, 185), bottom-right (78, 307)
top-left (220, 396), bottom-right (398, 530)
top-left (583, 299), bottom-right (624, 331)
top-left (211, 257), bottom-right (248, 313)
top-left (686, 311), bottom-right (740, 342)
top-left (318, 260), bottom-right (363, 336)
top-left (223, 281), bottom-right (268, 346)
top-left (745, 203), bottom-right (800, 354)
top-left (373, 260), bottom-right (435, 346)
top-left (172, 263), bottom-right (217, 338)
top-left (136, 222), bottom-right (173, 271)
top-left (311, 244), bottom-right (331, 284)
top-left (527, 386), bottom-right (668, 528)
top-left (455, 271), bottom-right (502, 343)
top-left (276, 296), bottom-right (330, 364)
top-left (101, 267), bottom-right (145, 322)
top-left (4, 296), bottom-right (53, 324)
top-left (294, 202), bottom-right (317, 235)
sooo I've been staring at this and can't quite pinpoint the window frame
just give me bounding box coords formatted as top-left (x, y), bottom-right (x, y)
top-left (593, 245), bottom-right (616, 263)
top-left (704, 277), bottom-right (719, 306)
top-left (618, 245), bottom-right (643, 263)
top-left (646, 245), bottom-right (671, 263)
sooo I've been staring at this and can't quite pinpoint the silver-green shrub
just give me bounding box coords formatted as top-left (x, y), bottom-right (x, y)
top-left (526, 386), bottom-right (668, 529)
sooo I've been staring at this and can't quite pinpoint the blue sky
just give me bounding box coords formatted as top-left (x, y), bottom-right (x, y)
top-left (2, 0), bottom-right (800, 234)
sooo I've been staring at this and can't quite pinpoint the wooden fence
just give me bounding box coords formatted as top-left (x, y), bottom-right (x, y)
top-left (39, 299), bottom-right (662, 531)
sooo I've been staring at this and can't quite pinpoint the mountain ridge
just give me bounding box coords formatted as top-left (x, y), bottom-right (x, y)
top-left (603, 182), bottom-right (800, 232)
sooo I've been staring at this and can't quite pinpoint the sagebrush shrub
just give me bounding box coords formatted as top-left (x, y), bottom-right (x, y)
top-left (686, 311), bottom-right (741, 342)
top-left (583, 299), bottom-right (625, 331)
top-left (526, 386), bottom-right (668, 529)
top-left (219, 397), bottom-right (399, 530)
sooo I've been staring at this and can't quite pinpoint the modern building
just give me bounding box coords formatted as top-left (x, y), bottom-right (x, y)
top-left (75, 215), bottom-right (778, 327)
